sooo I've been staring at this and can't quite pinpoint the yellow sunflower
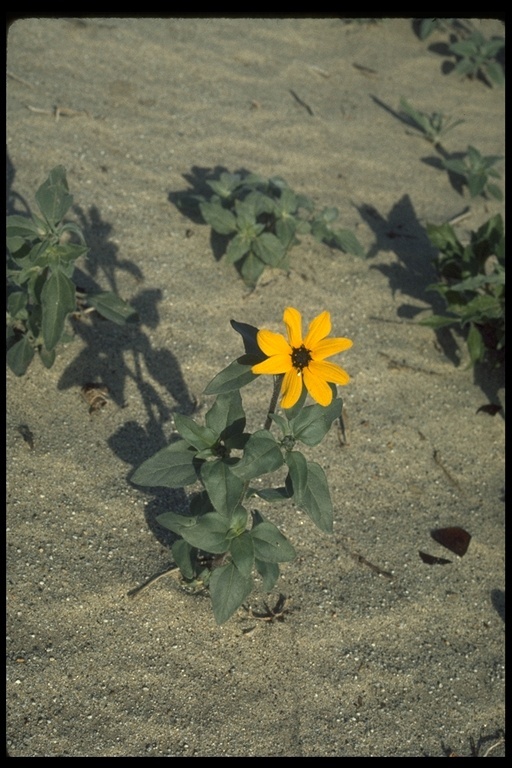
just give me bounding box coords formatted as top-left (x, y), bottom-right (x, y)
top-left (252, 307), bottom-right (352, 408)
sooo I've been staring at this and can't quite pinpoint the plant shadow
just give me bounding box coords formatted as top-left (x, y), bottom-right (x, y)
top-left (6, 150), bottom-right (31, 217)
top-left (56, 203), bottom-right (197, 468)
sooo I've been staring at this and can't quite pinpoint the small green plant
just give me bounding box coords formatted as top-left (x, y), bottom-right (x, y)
top-left (419, 214), bottom-right (504, 366)
top-left (415, 20), bottom-right (504, 88)
top-left (192, 171), bottom-right (364, 287)
top-left (441, 145), bottom-right (503, 200)
top-left (416, 18), bottom-right (465, 40)
top-left (6, 166), bottom-right (138, 376)
top-left (399, 97), bottom-right (464, 146)
top-left (449, 29), bottom-right (504, 88)
top-left (132, 306), bottom-right (353, 623)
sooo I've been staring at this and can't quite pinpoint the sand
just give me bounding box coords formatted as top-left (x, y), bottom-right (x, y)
top-left (6, 17), bottom-right (505, 756)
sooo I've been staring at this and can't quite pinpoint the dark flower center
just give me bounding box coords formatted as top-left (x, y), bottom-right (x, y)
top-left (291, 344), bottom-right (312, 372)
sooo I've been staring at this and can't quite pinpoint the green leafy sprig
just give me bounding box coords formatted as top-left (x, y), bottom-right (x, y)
top-left (441, 145), bottom-right (503, 201)
top-left (419, 214), bottom-right (505, 366)
top-left (449, 29), bottom-right (504, 88)
top-left (399, 97), bottom-right (464, 146)
top-left (192, 171), bottom-right (365, 287)
top-left (6, 166), bottom-right (138, 376)
top-left (415, 19), bottom-right (504, 88)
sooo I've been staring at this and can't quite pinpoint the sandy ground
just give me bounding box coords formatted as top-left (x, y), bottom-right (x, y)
top-left (6, 18), bottom-right (505, 757)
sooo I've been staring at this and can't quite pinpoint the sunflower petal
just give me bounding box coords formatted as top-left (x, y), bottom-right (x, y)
top-left (252, 354), bottom-right (292, 375)
top-left (304, 311), bottom-right (331, 349)
top-left (310, 336), bottom-right (353, 360)
top-left (256, 329), bottom-right (291, 357)
top-left (280, 368), bottom-right (303, 409)
top-left (309, 360), bottom-right (350, 386)
top-left (283, 307), bottom-right (303, 348)
top-left (303, 367), bottom-right (333, 406)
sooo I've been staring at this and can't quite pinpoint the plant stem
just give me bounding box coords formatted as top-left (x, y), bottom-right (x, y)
top-left (263, 374), bottom-right (282, 431)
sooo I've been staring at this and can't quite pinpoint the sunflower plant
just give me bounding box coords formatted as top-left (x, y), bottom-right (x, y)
top-left (132, 307), bottom-right (352, 624)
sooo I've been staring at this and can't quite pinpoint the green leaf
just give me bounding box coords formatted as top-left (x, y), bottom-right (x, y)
top-left (417, 313), bottom-right (458, 330)
top-left (289, 395), bottom-right (342, 446)
top-left (255, 559), bottom-right (280, 592)
top-left (450, 272), bottom-right (504, 292)
top-left (275, 217), bottom-right (298, 249)
top-left (276, 187), bottom-right (299, 214)
top-left (206, 172), bottom-right (242, 198)
top-left (6, 215), bottom-right (44, 241)
top-left (472, 214), bottom-right (503, 254)
top-left (252, 232), bottom-right (286, 266)
top-left (426, 222), bottom-right (463, 256)
top-left (172, 539), bottom-right (198, 580)
top-left (285, 450), bottom-right (308, 499)
top-left (39, 345), bottom-right (56, 369)
top-left (7, 289), bottom-right (28, 319)
top-left (230, 320), bottom-right (262, 356)
top-left (239, 250), bottom-right (266, 286)
top-left (131, 440), bottom-right (198, 487)
top-left (483, 38), bottom-right (504, 58)
top-left (251, 520), bottom-right (296, 563)
top-left (294, 460), bottom-right (333, 533)
top-left (467, 174), bottom-right (486, 198)
top-left (46, 243), bottom-right (89, 278)
top-left (331, 229), bottom-right (365, 257)
top-left (6, 335), bottom-right (35, 376)
top-left (458, 294), bottom-right (503, 322)
top-left (450, 39), bottom-right (477, 57)
top-left (205, 389), bottom-right (246, 440)
top-left (399, 97), bottom-right (430, 133)
top-left (86, 292), bottom-right (138, 324)
top-left (486, 183), bottom-right (503, 201)
top-left (40, 270), bottom-right (76, 351)
top-left (59, 221), bottom-right (87, 245)
top-left (204, 355), bottom-right (259, 395)
top-left (209, 562), bottom-right (253, 624)
top-left (229, 504), bottom-right (249, 535)
top-left (157, 510), bottom-right (198, 535)
top-left (35, 166), bottom-right (73, 227)
top-left (234, 198), bottom-right (259, 229)
top-left (199, 200), bottom-right (237, 234)
top-left (229, 531), bottom-right (254, 578)
top-left (178, 511), bottom-right (233, 553)
top-left (6, 236), bottom-right (31, 260)
top-left (486, 59), bottom-right (505, 86)
top-left (418, 18), bottom-right (439, 40)
top-left (231, 430), bottom-right (284, 481)
top-left (11, 239), bottom-right (50, 271)
top-left (225, 233), bottom-right (251, 264)
top-left (199, 460), bottom-right (245, 517)
top-left (174, 413), bottom-right (218, 451)
top-left (269, 412), bottom-right (290, 436)
top-left (247, 486), bottom-right (291, 503)
top-left (157, 509), bottom-right (235, 553)
top-left (453, 58), bottom-right (476, 78)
